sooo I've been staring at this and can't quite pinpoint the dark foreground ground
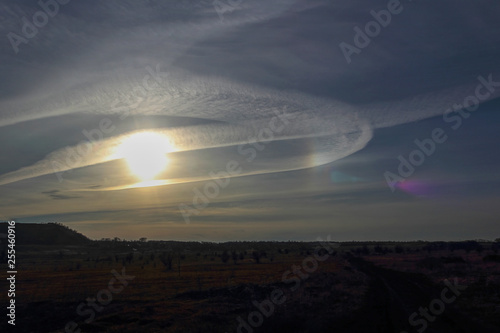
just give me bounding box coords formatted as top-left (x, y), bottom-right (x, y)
top-left (1, 238), bottom-right (500, 333)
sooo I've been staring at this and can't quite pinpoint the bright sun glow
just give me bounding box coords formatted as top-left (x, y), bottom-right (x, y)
top-left (116, 131), bottom-right (173, 181)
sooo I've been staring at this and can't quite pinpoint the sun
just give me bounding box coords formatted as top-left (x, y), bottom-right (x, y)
top-left (116, 131), bottom-right (173, 181)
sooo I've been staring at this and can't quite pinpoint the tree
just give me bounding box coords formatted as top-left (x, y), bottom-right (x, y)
top-left (139, 237), bottom-right (147, 242)
top-left (252, 251), bottom-right (261, 264)
top-left (492, 242), bottom-right (500, 254)
top-left (177, 253), bottom-right (182, 277)
top-left (221, 250), bottom-right (230, 263)
top-left (125, 252), bottom-right (134, 264)
top-left (159, 252), bottom-right (173, 271)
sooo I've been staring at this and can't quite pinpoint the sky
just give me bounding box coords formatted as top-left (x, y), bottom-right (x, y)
top-left (0, 0), bottom-right (499, 241)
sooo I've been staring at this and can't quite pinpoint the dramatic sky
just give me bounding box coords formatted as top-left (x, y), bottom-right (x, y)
top-left (1, 0), bottom-right (499, 241)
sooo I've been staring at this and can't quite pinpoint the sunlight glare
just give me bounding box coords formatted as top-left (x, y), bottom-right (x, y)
top-left (116, 131), bottom-right (173, 180)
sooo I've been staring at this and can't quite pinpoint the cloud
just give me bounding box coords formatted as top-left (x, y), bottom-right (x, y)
top-left (42, 189), bottom-right (81, 200)
top-left (1, 72), bottom-right (497, 188)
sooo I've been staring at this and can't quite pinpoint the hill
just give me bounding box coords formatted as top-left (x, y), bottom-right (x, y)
top-left (0, 222), bottom-right (90, 246)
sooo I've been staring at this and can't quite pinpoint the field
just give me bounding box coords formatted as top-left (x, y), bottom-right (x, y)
top-left (1, 226), bottom-right (500, 332)
top-left (2, 237), bottom-right (367, 332)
